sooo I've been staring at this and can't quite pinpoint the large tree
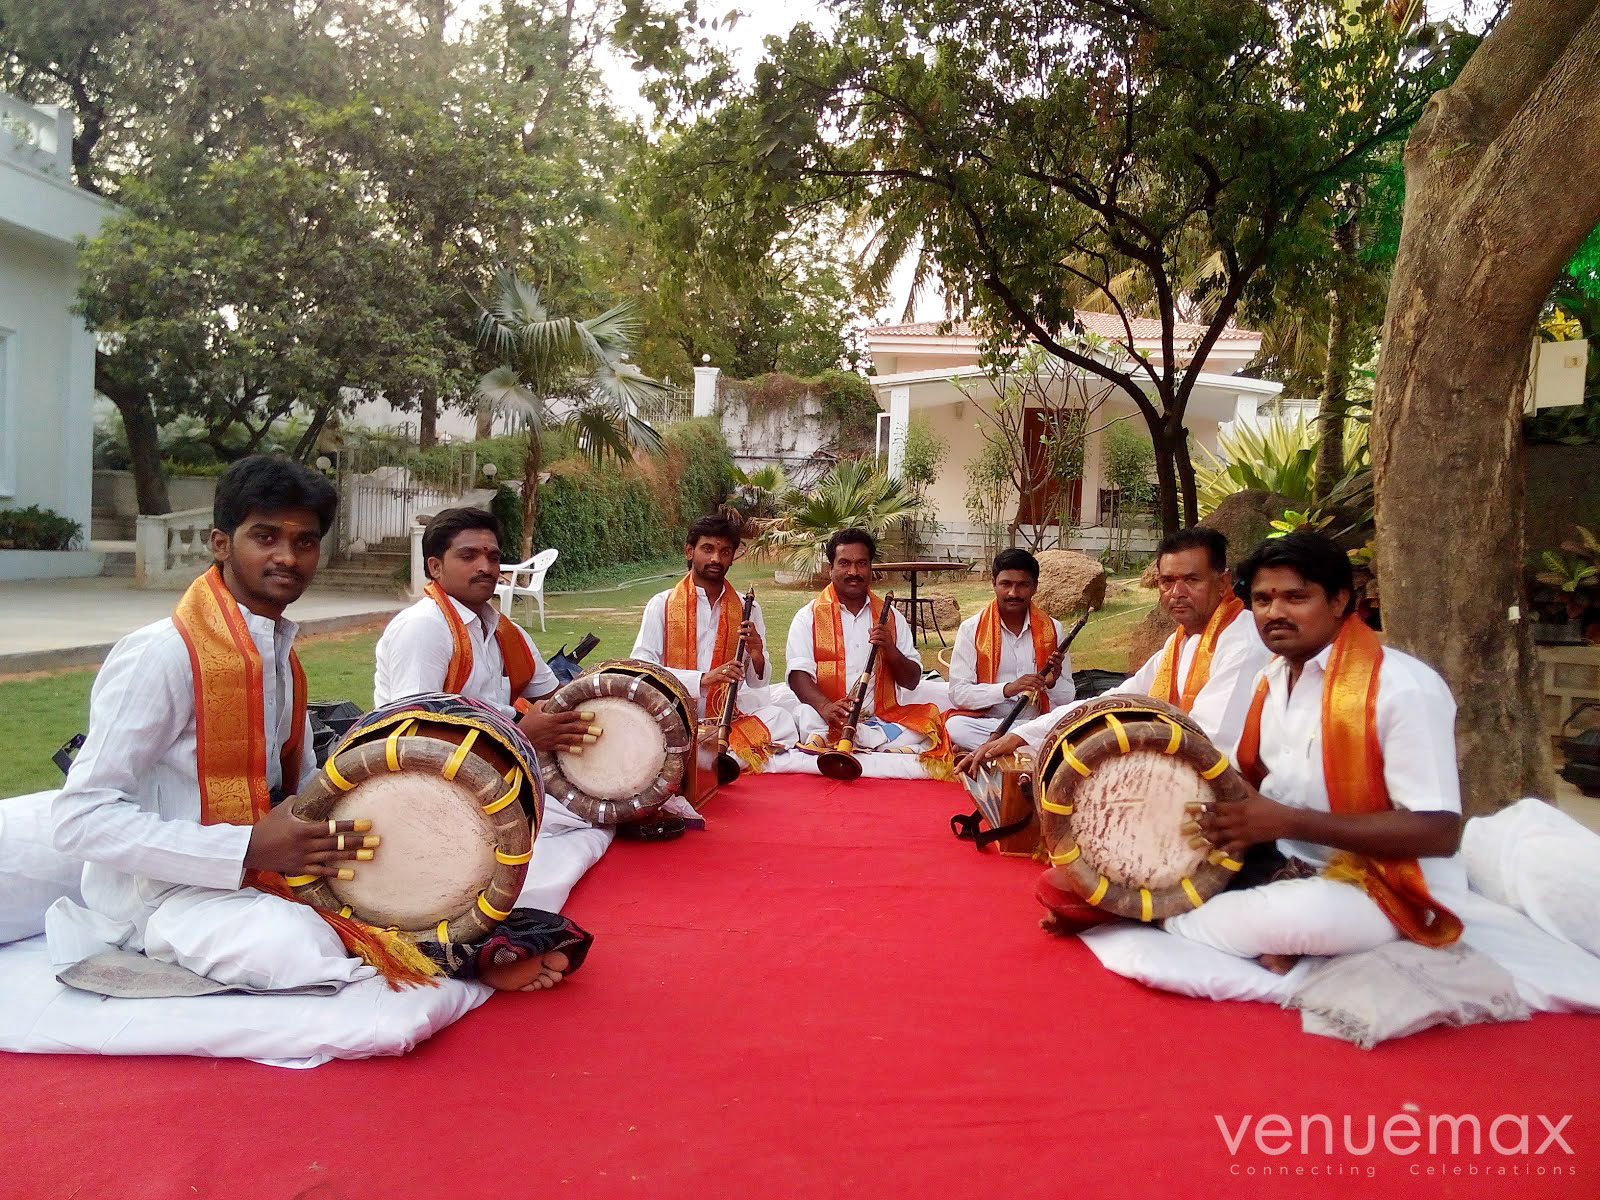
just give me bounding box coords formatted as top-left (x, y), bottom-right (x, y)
top-left (703, 0), bottom-right (1465, 532)
top-left (1372, 0), bottom-right (1600, 816)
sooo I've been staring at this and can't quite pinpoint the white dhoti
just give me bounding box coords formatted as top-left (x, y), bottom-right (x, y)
top-left (790, 704), bottom-right (934, 754)
top-left (46, 868), bottom-right (374, 993)
top-left (1162, 875), bottom-right (1400, 960)
top-left (945, 714), bottom-right (1005, 752)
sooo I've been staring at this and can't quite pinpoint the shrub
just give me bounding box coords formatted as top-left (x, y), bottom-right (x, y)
top-left (0, 505), bottom-right (83, 550)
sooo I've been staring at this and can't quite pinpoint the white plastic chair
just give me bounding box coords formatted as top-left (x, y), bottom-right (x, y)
top-left (495, 547), bottom-right (559, 630)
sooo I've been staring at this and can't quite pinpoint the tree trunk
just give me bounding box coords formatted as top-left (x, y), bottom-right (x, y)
top-left (95, 359), bottom-right (170, 515)
top-left (1172, 426), bottom-right (1199, 527)
top-left (419, 386), bottom-right (438, 449)
top-left (1372, 1), bottom-right (1600, 816)
top-left (520, 433), bottom-right (543, 559)
top-left (1149, 428), bottom-right (1182, 534)
top-left (1315, 220), bottom-right (1359, 504)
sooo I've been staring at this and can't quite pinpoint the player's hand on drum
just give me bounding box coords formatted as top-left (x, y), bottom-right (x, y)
top-left (1003, 673), bottom-right (1047, 700)
top-left (1194, 783), bottom-right (1291, 854)
top-left (700, 661), bottom-right (743, 696)
top-left (957, 732), bottom-right (1025, 777)
top-left (517, 700), bottom-right (594, 752)
top-left (244, 804), bottom-right (377, 878)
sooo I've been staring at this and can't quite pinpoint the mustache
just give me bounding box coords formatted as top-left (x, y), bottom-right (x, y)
top-left (265, 569), bottom-right (303, 583)
top-left (1263, 620), bottom-right (1298, 634)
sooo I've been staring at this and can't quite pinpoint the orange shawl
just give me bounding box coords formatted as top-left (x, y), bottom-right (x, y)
top-left (811, 585), bottom-right (952, 771)
top-left (1234, 614), bottom-right (1463, 947)
top-left (1151, 592), bottom-right (1244, 712)
top-left (173, 565), bottom-right (306, 826)
top-left (972, 599), bottom-right (1061, 713)
top-left (426, 581), bottom-right (536, 700)
top-left (174, 566), bottom-right (438, 987)
top-left (662, 574), bottom-right (774, 771)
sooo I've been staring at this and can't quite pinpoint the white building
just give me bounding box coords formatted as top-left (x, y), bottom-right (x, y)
top-left (866, 313), bottom-right (1285, 556)
top-left (0, 94), bottom-right (116, 580)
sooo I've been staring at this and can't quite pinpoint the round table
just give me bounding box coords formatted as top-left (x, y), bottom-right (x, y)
top-left (875, 559), bottom-right (974, 646)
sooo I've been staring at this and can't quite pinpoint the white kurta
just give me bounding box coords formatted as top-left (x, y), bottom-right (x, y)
top-left (1011, 604), bottom-right (1271, 753)
top-left (45, 607), bottom-right (373, 991)
top-left (783, 598), bottom-right (929, 750)
top-left (946, 610), bottom-right (1075, 751)
top-left (1163, 643), bottom-right (1467, 959)
top-left (629, 584), bottom-right (797, 745)
top-left (373, 593), bottom-right (603, 844)
top-left (374, 593), bottom-right (557, 721)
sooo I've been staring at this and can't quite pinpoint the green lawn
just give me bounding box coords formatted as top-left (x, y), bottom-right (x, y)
top-left (0, 566), bottom-right (1152, 799)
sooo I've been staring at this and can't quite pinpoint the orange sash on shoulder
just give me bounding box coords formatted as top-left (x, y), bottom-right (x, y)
top-left (1234, 614), bottom-right (1463, 947)
top-left (661, 574), bottom-right (774, 771)
top-left (811, 585), bottom-right (952, 772)
top-left (176, 566), bottom-right (439, 988)
top-left (973, 599), bottom-right (1061, 713)
top-left (172, 565), bottom-right (306, 826)
top-left (426, 581), bottom-right (535, 700)
top-left (1151, 592), bottom-right (1244, 712)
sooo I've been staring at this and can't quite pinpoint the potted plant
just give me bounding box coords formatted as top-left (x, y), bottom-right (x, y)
top-left (1532, 526), bottom-right (1600, 644)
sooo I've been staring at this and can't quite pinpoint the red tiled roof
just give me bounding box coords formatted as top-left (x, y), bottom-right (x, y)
top-left (866, 312), bottom-right (1261, 343)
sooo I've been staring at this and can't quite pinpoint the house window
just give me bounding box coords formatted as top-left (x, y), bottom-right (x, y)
top-left (0, 327), bottom-right (13, 499)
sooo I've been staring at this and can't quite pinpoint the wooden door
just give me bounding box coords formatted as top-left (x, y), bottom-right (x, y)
top-left (1015, 408), bottom-right (1083, 527)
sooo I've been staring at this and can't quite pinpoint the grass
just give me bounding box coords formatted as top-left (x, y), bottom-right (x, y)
top-left (0, 563), bottom-right (1153, 800)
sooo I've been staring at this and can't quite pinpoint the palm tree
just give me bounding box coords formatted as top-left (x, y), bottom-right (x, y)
top-left (475, 268), bottom-right (670, 555)
top-left (755, 459), bottom-right (921, 577)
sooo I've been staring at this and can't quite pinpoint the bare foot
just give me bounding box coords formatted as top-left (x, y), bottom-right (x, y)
top-left (481, 949), bottom-right (571, 993)
top-left (1040, 914), bottom-right (1073, 938)
top-left (1257, 952), bottom-right (1300, 975)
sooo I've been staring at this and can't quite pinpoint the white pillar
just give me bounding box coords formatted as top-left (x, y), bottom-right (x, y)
top-left (409, 521), bottom-right (427, 598)
top-left (886, 386), bottom-right (911, 480)
top-left (692, 365), bottom-right (721, 418)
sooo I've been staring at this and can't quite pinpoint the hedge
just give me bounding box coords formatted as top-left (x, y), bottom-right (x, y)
top-left (531, 417), bottom-right (734, 584)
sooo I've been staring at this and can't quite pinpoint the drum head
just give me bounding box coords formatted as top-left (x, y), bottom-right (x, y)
top-left (1037, 700), bottom-right (1248, 921)
top-left (539, 667), bottom-right (692, 824)
top-left (291, 732), bottom-right (533, 946)
top-left (555, 696), bottom-right (668, 799)
top-left (323, 773), bottom-right (498, 929)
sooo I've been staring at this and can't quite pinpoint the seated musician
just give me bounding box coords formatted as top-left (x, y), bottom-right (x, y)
top-left (374, 507), bottom-right (589, 759)
top-left (47, 457), bottom-right (586, 994)
top-left (957, 526), bottom-right (1270, 774)
top-left (784, 528), bottom-right (952, 771)
top-left (945, 549), bottom-right (1074, 752)
top-left (629, 506), bottom-right (798, 771)
top-left (1165, 532), bottom-right (1465, 972)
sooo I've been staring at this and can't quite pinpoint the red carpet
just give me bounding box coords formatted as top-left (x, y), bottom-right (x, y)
top-left (2, 775), bottom-right (1595, 1199)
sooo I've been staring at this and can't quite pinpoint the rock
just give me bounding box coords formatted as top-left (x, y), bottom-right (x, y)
top-left (1033, 549), bottom-right (1108, 617)
top-left (1126, 603), bottom-right (1178, 674)
top-left (926, 592), bottom-right (961, 631)
top-left (1201, 490), bottom-right (1295, 566)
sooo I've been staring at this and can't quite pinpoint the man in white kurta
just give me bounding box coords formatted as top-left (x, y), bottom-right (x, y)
top-left (629, 508), bottom-right (798, 746)
top-left (47, 460), bottom-right (373, 992)
top-left (946, 549), bottom-right (1075, 752)
top-left (784, 530), bottom-right (933, 753)
top-left (1166, 532), bottom-right (1467, 965)
top-left (374, 508), bottom-right (610, 904)
top-left (46, 603), bottom-right (371, 991)
top-left (959, 527), bottom-right (1270, 770)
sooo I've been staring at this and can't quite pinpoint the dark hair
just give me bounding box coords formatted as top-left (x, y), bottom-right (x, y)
top-left (826, 527), bottom-right (877, 563)
top-left (422, 507), bottom-right (503, 564)
top-left (1235, 532), bottom-right (1355, 614)
top-left (213, 455), bottom-right (338, 536)
top-left (1156, 526), bottom-right (1228, 572)
top-left (685, 505), bottom-right (743, 550)
top-left (992, 548), bottom-right (1041, 581)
